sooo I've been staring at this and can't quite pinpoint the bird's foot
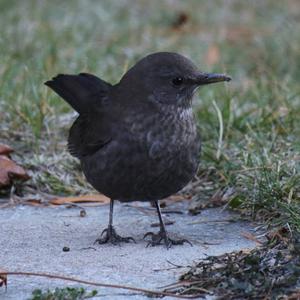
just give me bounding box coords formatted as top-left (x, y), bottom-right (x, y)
top-left (143, 230), bottom-right (192, 249)
top-left (94, 225), bottom-right (135, 245)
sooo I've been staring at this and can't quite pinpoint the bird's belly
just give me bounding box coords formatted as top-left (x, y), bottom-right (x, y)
top-left (82, 134), bottom-right (200, 201)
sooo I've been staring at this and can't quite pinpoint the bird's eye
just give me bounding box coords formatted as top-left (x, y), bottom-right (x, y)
top-left (172, 77), bottom-right (184, 86)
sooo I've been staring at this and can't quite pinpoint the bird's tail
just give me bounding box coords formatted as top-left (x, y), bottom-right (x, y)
top-left (44, 73), bottom-right (112, 114)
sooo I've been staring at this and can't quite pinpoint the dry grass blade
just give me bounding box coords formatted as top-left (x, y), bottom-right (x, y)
top-left (212, 100), bottom-right (223, 161)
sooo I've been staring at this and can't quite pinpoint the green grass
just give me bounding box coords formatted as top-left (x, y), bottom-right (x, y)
top-left (0, 1), bottom-right (299, 233)
top-left (30, 287), bottom-right (97, 300)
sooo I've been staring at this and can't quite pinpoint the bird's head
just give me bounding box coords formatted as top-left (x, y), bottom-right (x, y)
top-left (119, 52), bottom-right (231, 109)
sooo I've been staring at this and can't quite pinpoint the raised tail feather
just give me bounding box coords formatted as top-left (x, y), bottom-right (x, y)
top-left (45, 73), bottom-right (112, 158)
top-left (44, 73), bottom-right (112, 114)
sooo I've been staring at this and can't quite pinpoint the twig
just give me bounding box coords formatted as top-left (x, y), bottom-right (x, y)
top-left (187, 218), bottom-right (236, 225)
top-left (166, 260), bottom-right (187, 269)
top-left (161, 209), bottom-right (183, 214)
top-left (125, 205), bottom-right (184, 215)
top-left (0, 271), bottom-right (203, 299)
top-left (79, 247), bottom-right (97, 251)
top-left (153, 260), bottom-right (188, 272)
top-left (151, 220), bottom-right (174, 227)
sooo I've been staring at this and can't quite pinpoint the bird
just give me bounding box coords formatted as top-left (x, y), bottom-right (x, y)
top-left (45, 52), bottom-right (231, 248)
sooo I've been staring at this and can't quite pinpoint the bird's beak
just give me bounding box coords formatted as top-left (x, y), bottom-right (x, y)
top-left (194, 72), bottom-right (231, 85)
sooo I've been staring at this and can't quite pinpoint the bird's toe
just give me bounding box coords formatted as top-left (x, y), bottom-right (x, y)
top-left (144, 230), bottom-right (192, 249)
top-left (94, 226), bottom-right (135, 245)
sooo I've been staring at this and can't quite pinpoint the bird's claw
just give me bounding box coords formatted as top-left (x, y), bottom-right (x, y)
top-left (94, 225), bottom-right (136, 245)
top-left (143, 230), bottom-right (192, 249)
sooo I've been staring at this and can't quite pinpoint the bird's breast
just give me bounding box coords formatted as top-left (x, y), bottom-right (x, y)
top-left (82, 106), bottom-right (201, 201)
top-left (126, 106), bottom-right (200, 172)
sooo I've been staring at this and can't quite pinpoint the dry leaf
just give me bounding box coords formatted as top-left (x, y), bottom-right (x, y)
top-left (0, 268), bottom-right (7, 289)
top-left (0, 144), bottom-right (14, 156)
top-left (205, 45), bottom-right (220, 66)
top-left (50, 194), bottom-right (110, 205)
top-left (0, 155), bottom-right (30, 188)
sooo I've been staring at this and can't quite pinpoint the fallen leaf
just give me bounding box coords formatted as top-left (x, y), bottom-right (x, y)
top-left (205, 45), bottom-right (220, 66)
top-left (0, 155), bottom-right (30, 188)
top-left (0, 268), bottom-right (7, 289)
top-left (50, 194), bottom-right (110, 205)
top-left (0, 144), bottom-right (14, 156)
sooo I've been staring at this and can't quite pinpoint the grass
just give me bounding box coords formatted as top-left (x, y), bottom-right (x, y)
top-left (0, 0), bottom-right (299, 233)
top-left (30, 287), bottom-right (97, 300)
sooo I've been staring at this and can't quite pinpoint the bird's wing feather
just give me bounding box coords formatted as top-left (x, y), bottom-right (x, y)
top-left (68, 114), bottom-right (112, 158)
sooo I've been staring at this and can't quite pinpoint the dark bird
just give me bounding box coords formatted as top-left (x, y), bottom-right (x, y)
top-left (45, 52), bottom-right (231, 248)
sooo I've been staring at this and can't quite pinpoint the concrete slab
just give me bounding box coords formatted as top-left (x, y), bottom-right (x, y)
top-left (0, 201), bottom-right (256, 299)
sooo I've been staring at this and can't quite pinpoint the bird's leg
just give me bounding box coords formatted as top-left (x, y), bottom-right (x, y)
top-left (94, 199), bottom-right (135, 245)
top-left (144, 200), bottom-right (192, 249)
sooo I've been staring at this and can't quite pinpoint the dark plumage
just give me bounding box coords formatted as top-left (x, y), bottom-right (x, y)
top-left (45, 52), bottom-right (231, 248)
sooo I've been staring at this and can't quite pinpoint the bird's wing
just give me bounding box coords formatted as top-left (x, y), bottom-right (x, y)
top-left (67, 113), bottom-right (112, 158)
top-left (45, 73), bottom-right (112, 114)
top-left (45, 73), bottom-right (114, 158)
